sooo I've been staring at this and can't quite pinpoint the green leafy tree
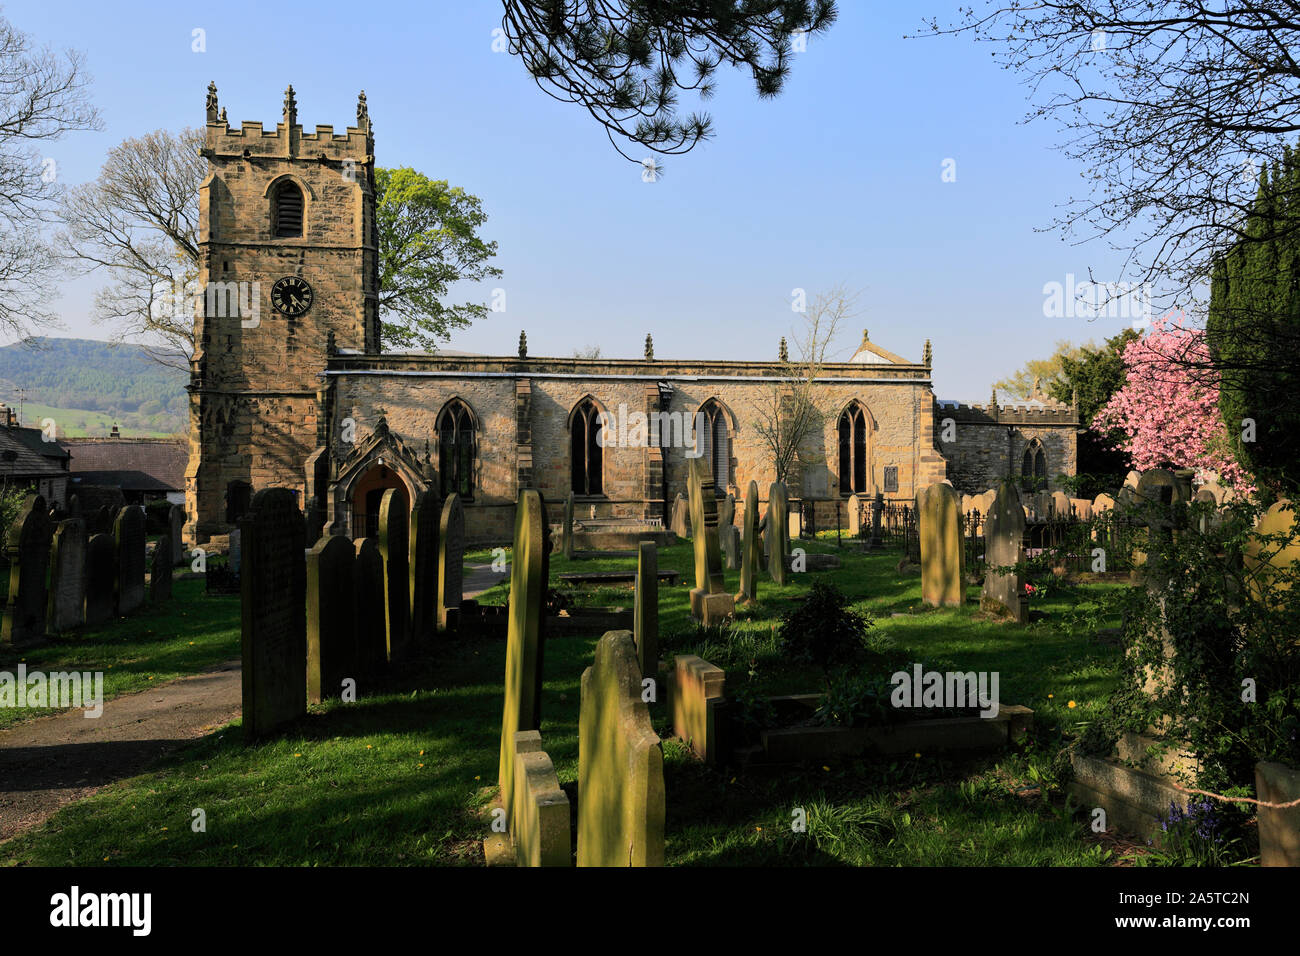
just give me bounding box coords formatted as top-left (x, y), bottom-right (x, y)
top-left (993, 341), bottom-right (1087, 401)
top-left (1207, 155), bottom-right (1300, 495)
top-left (1047, 329), bottom-right (1139, 495)
top-left (375, 168), bottom-right (503, 352)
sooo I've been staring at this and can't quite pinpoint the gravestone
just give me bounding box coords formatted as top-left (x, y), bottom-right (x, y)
top-left (48, 519), bottom-right (86, 633)
top-left (2, 495), bottom-right (51, 645)
top-left (168, 505), bottom-right (185, 564)
top-left (669, 493), bottom-right (689, 538)
top-left (673, 654), bottom-right (725, 764)
top-left (228, 528), bottom-right (242, 575)
top-left (408, 489), bottom-right (440, 642)
top-left (736, 480), bottom-right (760, 606)
top-left (1132, 468), bottom-right (1188, 584)
top-left (1070, 498), bottom-right (1092, 521)
top-left (354, 537), bottom-right (387, 678)
top-left (871, 491), bottom-right (884, 547)
top-left (686, 455), bottom-right (734, 626)
top-left (378, 488), bottom-right (410, 660)
top-left (918, 482), bottom-right (963, 607)
top-left (149, 536), bottom-right (172, 602)
top-left (847, 493), bottom-right (861, 536)
top-left (307, 534), bottom-right (357, 705)
top-left (1244, 499), bottom-right (1299, 602)
top-left (577, 630), bottom-right (665, 867)
top-left (722, 525), bottom-right (740, 570)
top-left (1051, 490), bottom-right (1071, 518)
top-left (84, 533), bottom-right (116, 626)
top-left (497, 489), bottom-right (550, 835)
top-left (240, 488), bottom-right (307, 741)
top-left (980, 480), bottom-right (1026, 622)
top-left (561, 491), bottom-right (574, 560)
top-left (510, 730), bottom-right (571, 867)
top-left (719, 493), bottom-right (735, 531)
top-left (633, 541), bottom-right (658, 679)
top-left (438, 493), bottom-right (465, 631)
top-left (766, 482), bottom-right (790, 586)
top-left (1092, 493), bottom-right (1115, 513)
top-left (91, 505), bottom-right (112, 536)
top-left (113, 506), bottom-right (146, 616)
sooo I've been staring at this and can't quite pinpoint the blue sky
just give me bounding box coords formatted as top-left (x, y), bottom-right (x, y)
top-left (11, 0), bottom-right (1145, 400)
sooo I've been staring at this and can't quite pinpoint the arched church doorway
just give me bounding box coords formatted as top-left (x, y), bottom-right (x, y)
top-left (351, 463), bottom-right (410, 539)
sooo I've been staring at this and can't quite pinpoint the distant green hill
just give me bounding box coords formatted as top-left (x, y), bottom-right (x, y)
top-left (0, 337), bottom-right (188, 437)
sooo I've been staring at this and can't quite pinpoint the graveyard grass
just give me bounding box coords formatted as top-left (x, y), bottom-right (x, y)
top-left (1, 539), bottom-right (1133, 866)
top-left (0, 578), bottom-right (239, 731)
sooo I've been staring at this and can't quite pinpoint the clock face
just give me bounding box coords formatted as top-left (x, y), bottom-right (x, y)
top-left (270, 276), bottom-right (313, 317)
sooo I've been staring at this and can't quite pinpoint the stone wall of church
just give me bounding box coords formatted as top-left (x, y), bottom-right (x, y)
top-left (934, 399), bottom-right (1078, 495)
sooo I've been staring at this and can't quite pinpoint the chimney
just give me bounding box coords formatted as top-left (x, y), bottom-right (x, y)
top-left (109, 424), bottom-right (121, 439)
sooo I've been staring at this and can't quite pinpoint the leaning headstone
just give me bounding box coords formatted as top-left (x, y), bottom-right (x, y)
top-left (669, 493), bottom-right (689, 538)
top-left (168, 505), bottom-right (185, 564)
top-left (736, 480), bottom-right (760, 606)
top-left (918, 482), bottom-right (963, 607)
top-left (149, 536), bottom-right (172, 602)
top-left (686, 455), bottom-right (734, 626)
top-left (112, 506), bottom-right (146, 616)
top-left (307, 534), bottom-right (357, 705)
top-left (378, 488), bottom-right (410, 660)
top-left (634, 541), bottom-right (658, 679)
top-left (48, 519), bottom-right (86, 633)
top-left (561, 491), bottom-right (574, 560)
top-left (766, 482), bottom-right (790, 586)
top-left (408, 489), bottom-right (440, 642)
top-left (497, 489), bottom-right (550, 834)
top-left (980, 480), bottom-right (1026, 623)
top-left (577, 630), bottom-right (665, 867)
top-left (2, 495), bottom-right (51, 645)
top-left (510, 730), bottom-right (571, 867)
top-left (722, 525), bottom-right (740, 570)
top-left (437, 493), bottom-right (465, 631)
top-left (240, 488), bottom-right (306, 741)
top-left (84, 533), bottom-right (116, 626)
top-left (847, 493), bottom-right (861, 536)
top-left (354, 537), bottom-right (387, 678)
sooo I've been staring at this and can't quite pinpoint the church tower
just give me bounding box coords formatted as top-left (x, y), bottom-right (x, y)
top-left (185, 83), bottom-right (379, 543)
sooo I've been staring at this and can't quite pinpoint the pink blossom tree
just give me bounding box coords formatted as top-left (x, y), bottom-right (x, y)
top-left (1092, 316), bottom-right (1253, 490)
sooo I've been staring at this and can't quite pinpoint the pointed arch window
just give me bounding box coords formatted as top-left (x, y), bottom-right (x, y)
top-left (437, 400), bottom-right (475, 500)
top-left (838, 404), bottom-right (870, 494)
top-left (273, 181), bottom-right (304, 238)
top-left (697, 400), bottom-right (730, 492)
top-left (571, 399), bottom-right (603, 496)
top-left (1022, 439), bottom-right (1047, 486)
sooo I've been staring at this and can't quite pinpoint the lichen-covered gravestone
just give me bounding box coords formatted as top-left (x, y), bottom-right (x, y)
top-left (378, 488), bottom-right (410, 661)
top-left (578, 630), bottom-right (665, 867)
top-left (48, 519), bottom-right (86, 633)
top-left (673, 654), bottom-right (725, 764)
top-left (722, 525), bottom-right (740, 571)
top-left (308, 533), bottom-right (356, 705)
top-left (719, 492), bottom-right (735, 531)
top-left (409, 489), bottom-right (440, 643)
top-left (847, 493), bottom-right (861, 536)
top-left (437, 493), bottom-right (464, 631)
top-left (736, 480), bottom-right (760, 606)
top-left (84, 533), bottom-right (116, 626)
top-left (113, 506), bottom-right (146, 615)
top-left (168, 504), bottom-right (185, 565)
top-left (150, 535), bottom-right (172, 602)
top-left (353, 537), bottom-right (387, 678)
top-left (980, 480), bottom-right (1026, 622)
top-left (669, 493), bottom-right (689, 538)
top-left (1132, 468), bottom-right (1187, 585)
top-left (686, 455), bottom-right (734, 626)
top-left (633, 541), bottom-right (658, 679)
top-left (510, 729), bottom-right (571, 867)
top-left (766, 482), bottom-right (790, 586)
top-left (240, 488), bottom-right (307, 742)
top-left (918, 482), bottom-right (963, 607)
top-left (497, 489), bottom-right (550, 834)
top-left (2, 495), bottom-right (51, 645)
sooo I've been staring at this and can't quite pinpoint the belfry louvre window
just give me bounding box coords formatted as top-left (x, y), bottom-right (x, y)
top-left (571, 399), bottom-right (603, 496)
top-left (437, 400), bottom-right (475, 500)
top-left (274, 181), bottom-right (304, 238)
top-left (838, 405), bottom-right (869, 494)
top-left (697, 401), bottom-right (729, 492)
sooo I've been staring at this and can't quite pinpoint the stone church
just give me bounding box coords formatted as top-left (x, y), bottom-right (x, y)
top-left (184, 86), bottom-right (1078, 546)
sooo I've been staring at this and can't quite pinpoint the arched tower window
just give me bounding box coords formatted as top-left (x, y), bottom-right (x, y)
top-left (838, 404), bottom-right (870, 494)
top-left (571, 399), bottom-right (603, 496)
top-left (437, 400), bottom-right (475, 500)
top-left (1022, 439), bottom-right (1047, 486)
top-left (697, 400), bottom-right (729, 492)
top-left (273, 181), bottom-right (304, 238)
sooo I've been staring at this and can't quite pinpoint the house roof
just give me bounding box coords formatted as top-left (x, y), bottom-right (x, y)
top-left (60, 438), bottom-right (187, 492)
top-left (0, 426), bottom-right (70, 479)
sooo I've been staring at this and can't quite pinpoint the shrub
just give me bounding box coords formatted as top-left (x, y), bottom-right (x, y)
top-left (777, 581), bottom-right (872, 683)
